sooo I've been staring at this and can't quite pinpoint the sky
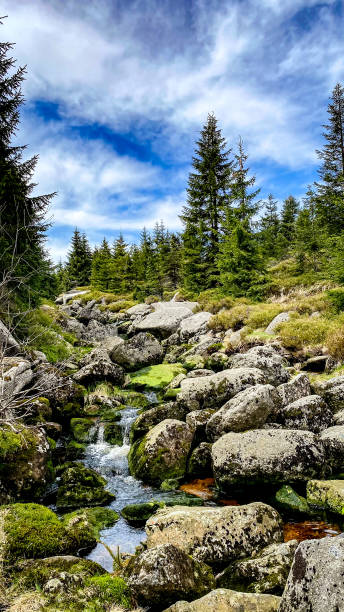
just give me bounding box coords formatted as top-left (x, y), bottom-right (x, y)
top-left (2, 0), bottom-right (344, 262)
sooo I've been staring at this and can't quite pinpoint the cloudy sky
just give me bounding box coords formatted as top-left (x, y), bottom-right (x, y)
top-left (2, 0), bottom-right (344, 262)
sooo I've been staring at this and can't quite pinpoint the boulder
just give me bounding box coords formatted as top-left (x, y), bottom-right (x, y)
top-left (0, 426), bottom-right (51, 503)
top-left (279, 535), bottom-right (344, 612)
top-left (0, 319), bottom-right (20, 355)
top-left (178, 367), bottom-right (267, 410)
top-left (223, 327), bottom-right (247, 349)
top-left (206, 384), bottom-right (279, 441)
top-left (164, 589), bottom-right (281, 612)
top-left (275, 374), bottom-right (311, 409)
top-left (320, 425), bottom-right (344, 470)
top-left (217, 540), bottom-right (298, 595)
top-left (126, 303), bottom-right (153, 317)
top-left (307, 479), bottom-right (344, 514)
top-left (125, 544), bottom-right (215, 609)
top-left (82, 320), bottom-right (118, 342)
top-left (320, 382), bottom-right (344, 413)
top-left (186, 369), bottom-right (214, 378)
top-left (128, 419), bottom-right (194, 485)
top-left (61, 317), bottom-right (85, 338)
top-left (73, 359), bottom-right (124, 386)
top-left (133, 305), bottom-right (193, 338)
top-left (265, 312), bottom-right (290, 334)
top-left (212, 429), bottom-right (325, 489)
top-left (12, 555), bottom-right (105, 591)
top-left (0, 357), bottom-right (33, 400)
top-left (334, 408), bottom-right (344, 425)
top-left (275, 485), bottom-right (310, 514)
top-left (130, 402), bottom-right (189, 442)
top-left (110, 332), bottom-right (163, 371)
top-left (273, 395), bottom-right (334, 433)
top-left (34, 365), bottom-right (85, 412)
top-left (187, 442), bottom-right (213, 477)
top-left (145, 503), bottom-right (283, 566)
top-left (121, 501), bottom-right (165, 526)
top-left (186, 409), bottom-right (216, 439)
top-left (179, 312), bottom-right (212, 341)
top-left (56, 462), bottom-right (115, 510)
top-left (229, 346), bottom-right (289, 385)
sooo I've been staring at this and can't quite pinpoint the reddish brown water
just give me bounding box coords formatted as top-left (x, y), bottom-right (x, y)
top-left (284, 520), bottom-right (342, 542)
top-left (180, 478), bottom-right (215, 500)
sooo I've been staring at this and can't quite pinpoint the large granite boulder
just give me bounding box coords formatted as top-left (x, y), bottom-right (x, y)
top-left (164, 589), bottom-right (281, 611)
top-left (229, 346), bottom-right (289, 385)
top-left (131, 403), bottom-right (189, 442)
top-left (320, 425), bottom-right (344, 470)
top-left (265, 312), bottom-right (290, 334)
top-left (206, 384), bottom-right (279, 441)
top-left (73, 358), bottom-right (124, 386)
top-left (125, 544), bottom-right (215, 609)
top-left (133, 304), bottom-right (193, 338)
top-left (212, 429), bottom-right (325, 489)
top-left (0, 357), bottom-right (33, 401)
top-left (56, 462), bottom-right (115, 510)
top-left (178, 368), bottom-right (266, 410)
top-left (0, 319), bottom-right (20, 355)
top-left (275, 374), bottom-right (311, 409)
top-left (273, 395), bottom-right (334, 433)
top-left (34, 365), bottom-right (85, 412)
top-left (179, 312), bottom-right (212, 341)
top-left (145, 503), bottom-right (283, 566)
top-left (314, 376), bottom-right (344, 413)
top-left (217, 540), bottom-right (298, 595)
top-left (279, 535), bottom-right (344, 611)
top-left (128, 419), bottom-right (194, 485)
top-left (110, 332), bottom-right (163, 371)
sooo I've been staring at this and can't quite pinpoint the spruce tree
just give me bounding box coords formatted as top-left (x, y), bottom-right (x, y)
top-left (294, 188), bottom-right (321, 273)
top-left (0, 22), bottom-right (55, 307)
top-left (110, 234), bottom-right (129, 293)
top-left (90, 238), bottom-right (112, 290)
top-left (217, 138), bottom-right (265, 297)
top-left (65, 229), bottom-right (92, 288)
top-left (259, 194), bottom-right (280, 258)
top-left (276, 196), bottom-right (299, 257)
top-left (181, 113), bottom-right (232, 291)
top-left (315, 83), bottom-right (344, 234)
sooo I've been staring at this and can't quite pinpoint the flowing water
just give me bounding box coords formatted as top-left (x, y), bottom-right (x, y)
top-left (84, 405), bottom-right (169, 571)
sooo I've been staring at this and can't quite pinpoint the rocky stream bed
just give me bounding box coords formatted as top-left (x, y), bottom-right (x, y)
top-left (2, 292), bottom-right (344, 610)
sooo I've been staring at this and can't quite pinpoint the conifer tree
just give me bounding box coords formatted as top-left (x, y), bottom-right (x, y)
top-left (65, 229), bottom-right (92, 288)
top-left (0, 22), bottom-right (55, 307)
top-left (217, 138), bottom-right (265, 297)
top-left (276, 196), bottom-right (299, 257)
top-left (181, 113), bottom-right (232, 290)
top-left (110, 234), bottom-right (129, 293)
top-left (294, 188), bottom-right (321, 273)
top-left (259, 194), bottom-right (280, 258)
top-left (315, 83), bottom-right (344, 234)
top-left (90, 238), bottom-right (112, 290)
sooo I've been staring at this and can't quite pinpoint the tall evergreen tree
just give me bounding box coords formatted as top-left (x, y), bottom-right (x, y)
top-left (110, 234), bottom-right (129, 293)
top-left (181, 113), bottom-right (232, 291)
top-left (90, 238), bottom-right (112, 290)
top-left (276, 195), bottom-right (299, 256)
top-left (315, 83), bottom-right (344, 234)
top-left (217, 138), bottom-right (265, 297)
top-left (65, 228), bottom-right (92, 287)
top-left (0, 22), bottom-right (55, 307)
top-left (259, 194), bottom-right (280, 258)
top-left (293, 188), bottom-right (321, 273)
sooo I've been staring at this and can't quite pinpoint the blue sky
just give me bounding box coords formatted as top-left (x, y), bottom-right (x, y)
top-left (2, 0), bottom-right (344, 262)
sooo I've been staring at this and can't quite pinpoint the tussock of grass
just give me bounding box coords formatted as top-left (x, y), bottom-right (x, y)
top-left (208, 304), bottom-right (251, 332)
top-left (276, 315), bottom-right (332, 349)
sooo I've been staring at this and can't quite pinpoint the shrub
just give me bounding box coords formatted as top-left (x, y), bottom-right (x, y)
top-left (277, 315), bottom-right (332, 349)
top-left (326, 327), bottom-right (344, 360)
top-left (208, 304), bottom-right (250, 331)
top-left (327, 289), bottom-right (344, 313)
top-left (246, 304), bottom-right (285, 330)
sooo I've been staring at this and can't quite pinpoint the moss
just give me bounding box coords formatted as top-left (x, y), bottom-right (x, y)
top-left (65, 440), bottom-right (86, 460)
top-left (70, 418), bottom-right (95, 443)
top-left (129, 363), bottom-right (186, 390)
top-left (86, 575), bottom-right (131, 609)
top-left (0, 429), bottom-right (23, 459)
top-left (160, 478), bottom-right (182, 491)
top-left (164, 387), bottom-right (181, 400)
top-left (63, 507), bottom-right (119, 543)
top-left (103, 423), bottom-right (123, 445)
top-left (275, 485), bottom-right (310, 514)
top-left (11, 556), bottom-right (105, 592)
top-left (121, 501), bottom-right (165, 526)
top-left (1, 504), bottom-right (76, 564)
top-left (47, 437), bottom-right (57, 450)
top-left (306, 479), bottom-right (344, 515)
top-left (56, 462), bottom-right (115, 510)
top-left (183, 355), bottom-right (205, 371)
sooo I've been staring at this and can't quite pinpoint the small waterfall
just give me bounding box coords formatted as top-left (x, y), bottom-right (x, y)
top-left (145, 390), bottom-right (159, 405)
top-left (119, 407), bottom-right (138, 445)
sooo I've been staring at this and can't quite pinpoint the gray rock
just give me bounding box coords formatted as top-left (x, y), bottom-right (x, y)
top-left (273, 395), bottom-right (334, 433)
top-left (133, 305), bottom-right (193, 338)
top-left (206, 384), bottom-right (279, 441)
top-left (223, 327), bottom-right (247, 349)
top-left (0, 319), bottom-right (20, 355)
top-left (110, 332), bottom-right (163, 371)
top-left (0, 357), bottom-right (33, 400)
top-left (61, 317), bottom-right (86, 338)
top-left (321, 383), bottom-right (344, 413)
top-left (130, 403), bottom-right (189, 442)
top-left (320, 425), bottom-right (344, 470)
top-left (146, 503), bottom-right (283, 566)
top-left (179, 312), bottom-right (212, 341)
top-left (301, 355), bottom-right (330, 373)
top-left (279, 535), bottom-right (344, 612)
top-left (229, 345), bottom-right (289, 385)
top-left (307, 479), bottom-right (344, 514)
top-left (186, 369), bottom-right (214, 378)
top-left (334, 408), bottom-right (344, 425)
top-left (178, 367), bottom-right (267, 409)
top-left (212, 429), bottom-right (325, 489)
top-left (275, 374), bottom-right (311, 409)
top-left (168, 373), bottom-right (187, 388)
top-left (186, 409), bottom-right (216, 434)
top-left (128, 419), bottom-right (194, 485)
top-left (82, 320), bottom-right (118, 342)
top-left (187, 442), bottom-right (213, 477)
top-left (217, 540), bottom-right (298, 595)
top-left (73, 359), bottom-right (124, 386)
top-left (164, 589), bottom-right (281, 612)
top-left (125, 544), bottom-right (215, 609)
top-left (126, 303), bottom-right (153, 317)
top-left (265, 312), bottom-right (290, 334)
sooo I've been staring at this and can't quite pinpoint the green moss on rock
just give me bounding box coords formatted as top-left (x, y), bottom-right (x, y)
top-left (121, 501), bottom-right (165, 525)
top-left (129, 363), bottom-right (186, 390)
top-left (56, 462), bottom-right (115, 510)
top-left (103, 422), bottom-right (123, 445)
top-left (275, 485), bottom-right (310, 514)
top-left (70, 418), bottom-right (95, 443)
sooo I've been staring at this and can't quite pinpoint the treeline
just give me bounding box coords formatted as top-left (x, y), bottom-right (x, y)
top-left (62, 82), bottom-right (344, 299)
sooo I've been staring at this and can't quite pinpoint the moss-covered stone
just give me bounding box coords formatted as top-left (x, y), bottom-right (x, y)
top-left (128, 419), bottom-right (193, 485)
top-left (62, 507), bottom-right (119, 546)
top-left (183, 355), bottom-right (206, 371)
top-left (164, 387), bottom-right (182, 400)
top-left (275, 485), bottom-right (310, 514)
top-left (121, 501), bottom-right (165, 525)
top-left (160, 478), bottom-right (182, 491)
top-left (56, 462), bottom-right (115, 510)
top-left (129, 363), bottom-right (186, 390)
top-left (0, 426), bottom-right (51, 503)
top-left (307, 479), bottom-right (344, 514)
top-left (70, 418), bottom-right (96, 443)
top-left (65, 440), bottom-right (86, 460)
top-left (103, 422), bottom-right (123, 445)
